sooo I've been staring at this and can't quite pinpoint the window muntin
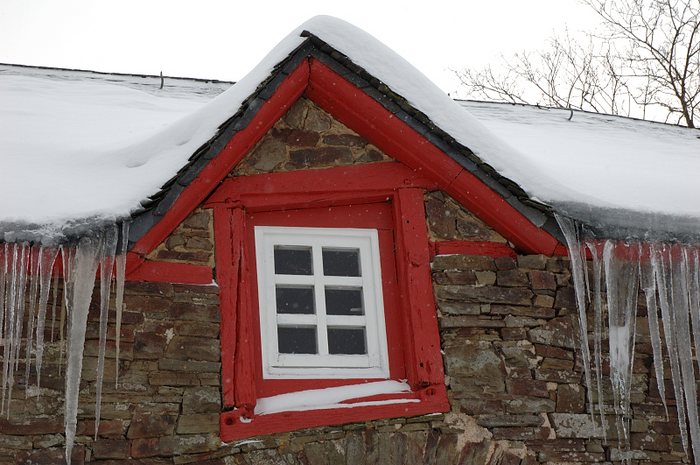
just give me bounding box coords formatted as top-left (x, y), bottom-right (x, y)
top-left (255, 226), bottom-right (389, 379)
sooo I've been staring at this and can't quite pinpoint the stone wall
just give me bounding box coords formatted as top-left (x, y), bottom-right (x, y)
top-left (425, 191), bottom-right (507, 244)
top-left (433, 253), bottom-right (684, 464)
top-left (232, 98), bottom-right (391, 176)
top-left (147, 208), bottom-right (215, 267)
top-left (7, 250), bottom-right (685, 464)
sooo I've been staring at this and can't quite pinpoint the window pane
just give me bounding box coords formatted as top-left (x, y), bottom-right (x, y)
top-left (274, 246), bottom-right (312, 275)
top-left (322, 248), bottom-right (361, 277)
top-left (325, 287), bottom-right (364, 315)
top-left (278, 326), bottom-right (317, 354)
top-left (328, 327), bottom-right (367, 355)
top-left (276, 286), bottom-right (315, 314)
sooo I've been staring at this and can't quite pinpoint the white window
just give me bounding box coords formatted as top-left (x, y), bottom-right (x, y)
top-left (254, 226), bottom-right (390, 379)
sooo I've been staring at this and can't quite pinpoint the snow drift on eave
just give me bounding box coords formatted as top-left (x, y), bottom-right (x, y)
top-left (3, 16), bottom-right (700, 243)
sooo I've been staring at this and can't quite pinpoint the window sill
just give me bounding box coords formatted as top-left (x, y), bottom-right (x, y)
top-left (220, 382), bottom-right (448, 441)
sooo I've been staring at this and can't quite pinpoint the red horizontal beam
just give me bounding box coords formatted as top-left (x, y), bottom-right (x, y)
top-left (430, 240), bottom-right (516, 258)
top-left (126, 260), bottom-right (213, 285)
top-left (206, 161), bottom-right (437, 205)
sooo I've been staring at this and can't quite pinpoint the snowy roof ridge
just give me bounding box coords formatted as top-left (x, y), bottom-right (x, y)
top-left (456, 98), bottom-right (700, 132)
top-left (0, 62), bottom-right (235, 85)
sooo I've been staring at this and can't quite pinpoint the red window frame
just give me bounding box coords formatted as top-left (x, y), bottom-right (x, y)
top-left (207, 162), bottom-right (449, 440)
top-left (247, 203), bottom-right (405, 396)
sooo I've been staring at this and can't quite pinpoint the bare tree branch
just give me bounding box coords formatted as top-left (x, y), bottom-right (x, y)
top-left (456, 0), bottom-right (700, 127)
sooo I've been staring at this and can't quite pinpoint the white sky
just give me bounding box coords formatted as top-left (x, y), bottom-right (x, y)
top-left (0, 0), bottom-right (600, 95)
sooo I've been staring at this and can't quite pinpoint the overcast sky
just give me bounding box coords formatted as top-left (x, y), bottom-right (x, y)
top-left (0, 0), bottom-right (600, 95)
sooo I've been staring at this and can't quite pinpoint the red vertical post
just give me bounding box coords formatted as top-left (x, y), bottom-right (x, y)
top-left (214, 205), bottom-right (242, 407)
top-left (393, 188), bottom-right (445, 389)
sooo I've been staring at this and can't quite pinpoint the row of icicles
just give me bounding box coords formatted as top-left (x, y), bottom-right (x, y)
top-left (557, 214), bottom-right (700, 464)
top-left (0, 222), bottom-right (129, 465)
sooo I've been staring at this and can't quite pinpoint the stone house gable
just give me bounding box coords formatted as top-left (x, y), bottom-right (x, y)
top-left (91, 81), bottom-right (679, 463)
top-left (2, 32), bottom-right (689, 465)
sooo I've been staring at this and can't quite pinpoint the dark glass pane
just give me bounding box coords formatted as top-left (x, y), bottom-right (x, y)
top-left (274, 246), bottom-right (312, 275)
top-left (325, 287), bottom-right (364, 315)
top-left (276, 286), bottom-right (315, 314)
top-left (322, 248), bottom-right (360, 277)
top-left (278, 326), bottom-right (317, 354)
top-left (328, 327), bottom-right (367, 355)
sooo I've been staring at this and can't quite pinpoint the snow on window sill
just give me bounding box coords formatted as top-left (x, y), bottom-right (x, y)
top-left (254, 380), bottom-right (416, 415)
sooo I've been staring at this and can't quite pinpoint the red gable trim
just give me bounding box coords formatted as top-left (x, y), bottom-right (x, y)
top-left (305, 59), bottom-right (561, 255)
top-left (125, 62), bottom-right (310, 281)
top-left (128, 61), bottom-right (311, 261)
top-left (126, 55), bottom-right (562, 281)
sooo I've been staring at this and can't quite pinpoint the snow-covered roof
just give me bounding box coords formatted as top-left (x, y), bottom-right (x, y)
top-left (2, 16), bottom-right (700, 243)
top-left (0, 64), bottom-right (231, 242)
top-left (459, 101), bottom-right (700, 236)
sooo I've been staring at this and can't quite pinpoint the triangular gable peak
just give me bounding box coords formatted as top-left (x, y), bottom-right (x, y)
top-left (143, 98), bottom-right (511, 265)
top-left (125, 39), bottom-right (563, 279)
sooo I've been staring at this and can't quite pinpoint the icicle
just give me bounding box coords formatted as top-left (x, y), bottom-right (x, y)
top-left (675, 247), bottom-right (700, 464)
top-left (689, 248), bottom-right (700, 465)
top-left (50, 272), bottom-right (59, 343)
top-left (554, 214), bottom-right (605, 435)
top-left (555, 214), bottom-right (596, 432)
top-left (586, 241), bottom-right (608, 439)
top-left (640, 243), bottom-right (668, 418)
top-left (64, 234), bottom-right (101, 465)
top-left (1, 243), bottom-right (17, 414)
top-left (0, 244), bottom-right (7, 378)
top-left (603, 240), bottom-right (638, 453)
top-left (24, 247), bottom-right (41, 389)
top-left (12, 244), bottom-right (28, 369)
top-left (59, 246), bottom-right (75, 378)
top-left (0, 244), bottom-right (6, 369)
top-left (0, 244), bottom-right (7, 411)
top-left (7, 243), bottom-right (29, 416)
top-left (113, 221), bottom-right (129, 387)
top-left (653, 244), bottom-right (689, 455)
top-left (687, 249), bottom-right (700, 387)
top-left (95, 226), bottom-right (117, 439)
top-left (34, 246), bottom-right (59, 389)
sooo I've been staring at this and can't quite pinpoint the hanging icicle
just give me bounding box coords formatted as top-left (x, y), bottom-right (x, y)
top-left (555, 214), bottom-right (598, 434)
top-left (114, 220), bottom-right (129, 388)
top-left (35, 247), bottom-right (59, 389)
top-left (0, 221), bottom-right (130, 465)
top-left (556, 214), bottom-right (700, 465)
top-left (63, 233), bottom-right (101, 464)
top-left (94, 225), bottom-right (117, 440)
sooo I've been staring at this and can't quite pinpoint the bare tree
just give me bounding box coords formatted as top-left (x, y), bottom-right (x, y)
top-left (456, 0), bottom-right (700, 127)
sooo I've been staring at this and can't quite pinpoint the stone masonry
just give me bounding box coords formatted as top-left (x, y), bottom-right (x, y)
top-left (0, 98), bottom-right (689, 464)
top-left (147, 208), bottom-right (215, 267)
top-left (233, 98), bottom-right (391, 176)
